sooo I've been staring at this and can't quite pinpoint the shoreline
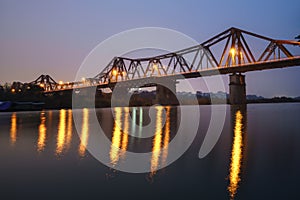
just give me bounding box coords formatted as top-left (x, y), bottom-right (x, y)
top-left (1, 100), bottom-right (300, 113)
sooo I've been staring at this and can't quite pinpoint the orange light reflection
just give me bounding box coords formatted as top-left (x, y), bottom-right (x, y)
top-left (78, 108), bottom-right (89, 157)
top-left (110, 107), bottom-right (122, 166)
top-left (56, 109), bottom-right (66, 156)
top-left (161, 107), bottom-right (170, 167)
top-left (120, 107), bottom-right (129, 159)
top-left (66, 109), bottom-right (73, 150)
top-left (10, 113), bottom-right (17, 145)
top-left (37, 112), bottom-right (47, 152)
top-left (150, 106), bottom-right (163, 176)
top-left (228, 110), bottom-right (243, 199)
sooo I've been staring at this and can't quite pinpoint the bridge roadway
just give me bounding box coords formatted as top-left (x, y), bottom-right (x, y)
top-left (44, 56), bottom-right (300, 92)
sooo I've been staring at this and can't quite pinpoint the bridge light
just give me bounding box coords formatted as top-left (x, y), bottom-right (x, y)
top-left (81, 77), bottom-right (86, 82)
top-left (230, 48), bottom-right (236, 56)
top-left (59, 81), bottom-right (63, 85)
top-left (153, 64), bottom-right (158, 70)
top-left (240, 52), bottom-right (243, 63)
top-left (40, 83), bottom-right (44, 88)
top-left (11, 88), bottom-right (15, 93)
top-left (230, 48), bottom-right (236, 65)
top-left (122, 71), bottom-right (126, 76)
top-left (112, 69), bottom-right (118, 76)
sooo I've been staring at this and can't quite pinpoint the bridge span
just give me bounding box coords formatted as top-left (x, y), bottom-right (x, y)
top-left (27, 27), bottom-right (300, 105)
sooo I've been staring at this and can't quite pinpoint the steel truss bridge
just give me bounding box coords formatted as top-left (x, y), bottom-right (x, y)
top-left (27, 27), bottom-right (300, 101)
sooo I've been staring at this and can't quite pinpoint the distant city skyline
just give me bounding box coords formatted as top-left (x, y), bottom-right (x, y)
top-left (1, 0), bottom-right (300, 98)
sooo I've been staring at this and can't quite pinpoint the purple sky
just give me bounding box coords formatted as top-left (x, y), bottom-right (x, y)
top-left (1, 0), bottom-right (300, 97)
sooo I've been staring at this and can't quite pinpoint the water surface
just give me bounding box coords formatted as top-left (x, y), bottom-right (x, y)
top-left (0, 104), bottom-right (299, 200)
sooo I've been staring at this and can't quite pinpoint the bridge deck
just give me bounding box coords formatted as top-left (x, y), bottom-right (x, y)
top-left (181, 56), bottom-right (300, 79)
top-left (44, 56), bottom-right (300, 93)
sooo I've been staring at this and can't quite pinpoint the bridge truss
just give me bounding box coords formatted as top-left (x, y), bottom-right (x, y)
top-left (31, 27), bottom-right (300, 92)
top-left (93, 27), bottom-right (300, 85)
top-left (29, 74), bottom-right (58, 91)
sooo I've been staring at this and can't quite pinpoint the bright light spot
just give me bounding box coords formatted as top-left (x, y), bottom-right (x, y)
top-left (110, 107), bottom-right (122, 166)
top-left (122, 71), bottom-right (126, 76)
top-left (79, 108), bottom-right (89, 157)
top-left (59, 81), bottom-right (63, 85)
top-left (11, 88), bottom-right (15, 93)
top-left (230, 48), bottom-right (236, 56)
top-left (228, 110), bottom-right (243, 199)
top-left (81, 77), bottom-right (86, 82)
top-left (112, 69), bottom-right (118, 76)
top-left (40, 83), bottom-right (44, 88)
top-left (153, 64), bottom-right (158, 70)
top-left (150, 106), bottom-right (163, 176)
top-left (10, 113), bottom-right (17, 145)
top-left (56, 109), bottom-right (66, 156)
top-left (37, 113), bottom-right (46, 152)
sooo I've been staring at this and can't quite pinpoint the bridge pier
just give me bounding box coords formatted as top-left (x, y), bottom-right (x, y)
top-left (229, 74), bottom-right (246, 105)
top-left (155, 79), bottom-right (178, 105)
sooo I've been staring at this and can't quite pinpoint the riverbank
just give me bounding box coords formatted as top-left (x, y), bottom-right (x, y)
top-left (1, 98), bottom-right (300, 112)
top-left (1, 88), bottom-right (300, 112)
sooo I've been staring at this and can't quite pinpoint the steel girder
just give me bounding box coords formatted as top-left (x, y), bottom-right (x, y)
top-left (33, 27), bottom-right (300, 92)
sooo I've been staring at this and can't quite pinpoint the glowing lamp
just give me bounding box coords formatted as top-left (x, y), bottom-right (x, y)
top-left (112, 69), bottom-right (118, 76)
top-left (230, 48), bottom-right (236, 56)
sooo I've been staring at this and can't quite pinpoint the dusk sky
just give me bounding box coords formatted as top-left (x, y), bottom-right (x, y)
top-left (1, 0), bottom-right (300, 97)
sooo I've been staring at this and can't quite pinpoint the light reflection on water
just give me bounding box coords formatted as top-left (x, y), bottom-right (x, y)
top-left (162, 107), bottom-right (170, 168)
top-left (1, 104), bottom-right (300, 199)
top-left (228, 106), bottom-right (247, 200)
top-left (55, 109), bottom-right (73, 156)
top-left (150, 106), bottom-right (171, 176)
top-left (10, 112), bottom-right (17, 146)
top-left (108, 106), bottom-right (172, 176)
top-left (7, 106), bottom-right (246, 188)
top-left (78, 108), bottom-right (89, 157)
top-left (37, 112), bottom-right (47, 152)
top-left (120, 107), bottom-right (129, 159)
top-left (150, 106), bottom-right (164, 176)
top-left (66, 109), bottom-right (73, 151)
top-left (56, 109), bottom-right (67, 155)
top-left (110, 107), bottom-right (123, 166)
top-left (109, 107), bottom-right (131, 166)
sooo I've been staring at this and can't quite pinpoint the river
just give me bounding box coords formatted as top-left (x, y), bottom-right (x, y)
top-left (0, 103), bottom-right (299, 200)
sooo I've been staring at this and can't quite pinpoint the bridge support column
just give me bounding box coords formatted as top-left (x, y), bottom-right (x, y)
top-left (155, 79), bottom-right (178, 105)
top-left (229, 74), bottom-right (246, 105)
